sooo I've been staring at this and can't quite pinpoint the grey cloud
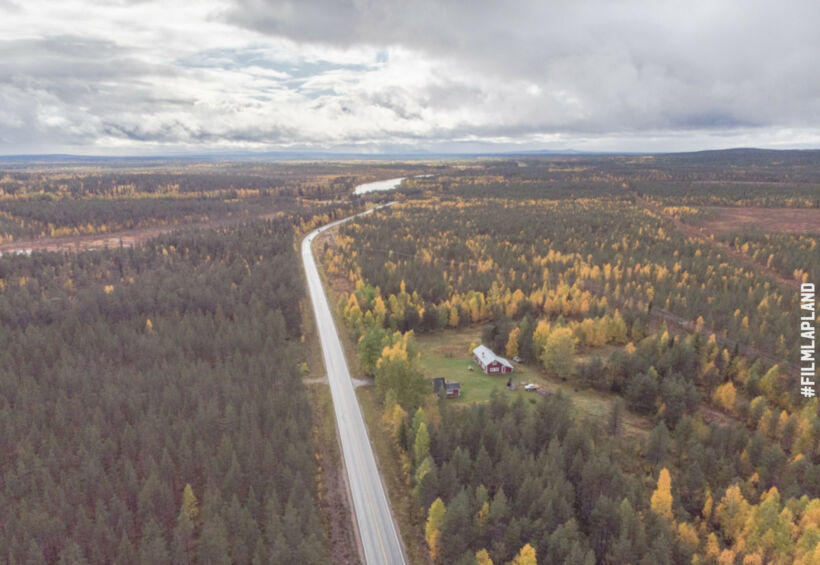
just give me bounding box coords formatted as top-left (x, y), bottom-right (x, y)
top-left (0, 34), bottom-right (195, 152)
top-left (0, 1), bottom-right (21, 13)
top-left (226, 0), bottom-right (820, 137)
top-left (2, 0), bottom-right (819, 154)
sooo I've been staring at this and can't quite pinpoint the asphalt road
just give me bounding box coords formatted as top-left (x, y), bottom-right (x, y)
top-left (301, 204), bottom-right (407, 565)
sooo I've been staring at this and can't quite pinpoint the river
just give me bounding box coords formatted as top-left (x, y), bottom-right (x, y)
top-left (353, 177), bottom-right (406, 195)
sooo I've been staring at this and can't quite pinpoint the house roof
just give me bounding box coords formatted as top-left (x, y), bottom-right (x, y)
top-left (472, 345), bottom-right (514, 369)
top-left (445, 382), bottom-right (460, 390)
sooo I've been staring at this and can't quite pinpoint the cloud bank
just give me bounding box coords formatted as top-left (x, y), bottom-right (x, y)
top-left (1, 0), bottom-right (819, 154)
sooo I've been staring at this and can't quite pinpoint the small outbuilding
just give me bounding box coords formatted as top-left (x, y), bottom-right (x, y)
top-left (432, 377), bottom-right (446, 394)
top-left (432, 377), bottom-right (461, 399)
top-left (445, 382), bottom-right (461, 398)
top-left (472, 345), bottom-right (514, 375)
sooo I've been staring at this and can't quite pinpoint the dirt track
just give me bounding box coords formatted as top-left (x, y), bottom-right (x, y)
top-left (0, 208), bottom-right (290, 256)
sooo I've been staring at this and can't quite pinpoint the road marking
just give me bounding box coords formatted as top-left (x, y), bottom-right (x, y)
top-left (351, 422), bottom-right (390, 563)
top-left (302, 203), bottom-right (404, 565)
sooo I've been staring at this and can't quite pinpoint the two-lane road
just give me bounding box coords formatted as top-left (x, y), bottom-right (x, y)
top-left (301, 204), bottom-right (407, 565)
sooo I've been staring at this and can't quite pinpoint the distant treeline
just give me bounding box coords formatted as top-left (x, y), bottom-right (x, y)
top-left (397, 151), bottom-right (820, 206)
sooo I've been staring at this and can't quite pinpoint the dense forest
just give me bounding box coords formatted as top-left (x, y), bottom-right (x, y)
top-left (394, 150), bottom-right (820, 207)
top-left (0, 207), bottom-right (358, 564)
top-left (0, 161), bottom-right (435, 243)
top-left (0, 161), bottom-right (434, 199)
top-left (325, 165), bottom-right (820, 564)
top-left (333, 199), bottom-right (802, 363)
top-left (1, 152), bottom-right (818, 564)
top-left (721, 233), bottom-right (819, 285)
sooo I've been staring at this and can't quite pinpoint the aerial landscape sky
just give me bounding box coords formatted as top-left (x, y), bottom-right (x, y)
top-left (1, 0), bottom-right (819, 155)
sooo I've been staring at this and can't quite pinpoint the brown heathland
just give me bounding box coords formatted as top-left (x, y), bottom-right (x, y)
top-left (695, 206), bottom-right (820, 235)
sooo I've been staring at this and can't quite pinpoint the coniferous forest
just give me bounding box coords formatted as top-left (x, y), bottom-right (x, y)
top-left (1, 152), bottom-right (819, 565)
top-left (0, 201), bottom-right (359, 563)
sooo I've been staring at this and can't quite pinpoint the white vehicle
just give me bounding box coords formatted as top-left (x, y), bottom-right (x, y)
top-left (524, 383), bottom-right (538, 392)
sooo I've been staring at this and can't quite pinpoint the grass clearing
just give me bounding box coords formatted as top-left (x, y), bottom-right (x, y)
top-left (416, 327), bottom-right (652, 439)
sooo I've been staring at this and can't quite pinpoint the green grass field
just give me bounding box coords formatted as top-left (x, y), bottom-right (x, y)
top-left (418, 353), bottom-right (508, 404)
top-left (414, 327), bottom-right (534, 404)
top-left (415, 326), bottom-right (651, 438)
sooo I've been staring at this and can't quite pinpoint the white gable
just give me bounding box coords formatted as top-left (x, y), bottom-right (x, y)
top-left (472, 345), bottom-right (514, 369)
top-left (473, 344), bottom-right (495, 365)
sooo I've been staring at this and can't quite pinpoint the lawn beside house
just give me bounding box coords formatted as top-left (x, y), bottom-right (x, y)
top-left (415, 326), bottom-right (651, 438)
top-left (416, 327), bottom-right (540, 404)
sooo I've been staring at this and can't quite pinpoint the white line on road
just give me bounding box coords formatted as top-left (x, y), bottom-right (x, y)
top-left (301, 204), bottom-right (406, 565)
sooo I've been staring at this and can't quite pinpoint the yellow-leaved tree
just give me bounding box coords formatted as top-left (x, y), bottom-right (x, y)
top-left (173, 483), bottom-right (199, 564)
top-left (181, 483), bottom-right (198, 523)
top-left (715, 484), bottom-right (751, 542)
top-left (475, 549), bottom-right (494, 565)
top-left (425, 498), bottom-right (446, 561)
top-left (375, 334), bottom-right (427, 410)
top-left (541, 327), bottom-right (577, 377)
top-left (448, 306), bottom-right (460, 328)
top-left (506, 327), bottom-right (520, 358)
top-left (532, 320), bottom-right (551, 357)
top-left (713, 381), bottom-right (737, 412)
top-left (650, 467), bottom-right (674, 520)
top-left (509, 543), bottom-right (537, 565)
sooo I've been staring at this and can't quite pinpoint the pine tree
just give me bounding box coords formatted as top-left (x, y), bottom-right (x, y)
top-left (543, 520), bottom-right (595, 565)
top-left (608, 498), bottom-right (645, 564)
top-left (646, 422), bottom-right (670, 466)
top-left (518, 315), bottom-right (535, 361)
top-left (608, 398), bottom-right (624, 437)
top-left (198, 514), bottom-right (231, 565)
top-left (114, 534), bottom-right (137, 565)
top-left (137, 520), bottom-right (171, 565)
top-left (58, 542), bottom-right (90, 565)
top-left (25, 540), bottom-right (46, 565)
top-left (440, 490), bottom-right (472, 563)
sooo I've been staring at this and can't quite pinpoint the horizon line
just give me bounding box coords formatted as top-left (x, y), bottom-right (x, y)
top-left (1, 146), bottom-right (819, 163)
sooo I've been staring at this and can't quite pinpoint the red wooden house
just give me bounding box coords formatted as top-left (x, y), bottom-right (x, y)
top-left (472, 345), bottom-right (514, 374)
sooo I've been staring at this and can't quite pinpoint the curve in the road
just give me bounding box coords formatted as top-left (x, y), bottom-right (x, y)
top-left (301, 204), bottom-right (407, 565)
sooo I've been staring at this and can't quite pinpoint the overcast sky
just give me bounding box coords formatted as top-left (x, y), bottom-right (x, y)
top-left (1, 0), bottom-right (819, 155)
